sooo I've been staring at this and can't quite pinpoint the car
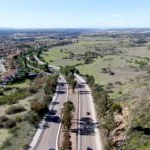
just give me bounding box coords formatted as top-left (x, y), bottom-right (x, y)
top-left (86, 112), bottom-right (90, 115)
top-left (48, 147), bottom-right (54, 150)
top-left (87, 147), bottom-right (93, 150)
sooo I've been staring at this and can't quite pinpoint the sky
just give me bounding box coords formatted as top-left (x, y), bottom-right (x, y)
top-left (0, 0), bottom-right (150, 28)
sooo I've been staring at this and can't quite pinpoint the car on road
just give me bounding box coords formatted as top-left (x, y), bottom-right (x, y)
top-left (48, 147), bottom-right (54, 150)
top-left (87, 147), bottom-right (93, 150)
top-left (86, 112), bottom-right (91, 115)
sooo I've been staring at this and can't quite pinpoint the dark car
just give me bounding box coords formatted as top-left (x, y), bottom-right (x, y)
top-left (86, 112), bottom-right (91, 115)
top-left (87, 147), bottom-right (93, 150)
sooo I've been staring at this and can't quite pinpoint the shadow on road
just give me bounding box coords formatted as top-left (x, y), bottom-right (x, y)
top-left (56, 90), bottom-right (66, 94)
top-left (79, 90), bottom-right (91, 94)
top-left (78, 83), bottom-right (85, 88)
top-left (71, 117), bottom-right (98, 136)
top-left (51, 101), bottom-right (60, 106)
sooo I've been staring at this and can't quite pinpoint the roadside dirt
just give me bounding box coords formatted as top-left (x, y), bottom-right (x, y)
top-left (111, 107), bottom-right (130, 147)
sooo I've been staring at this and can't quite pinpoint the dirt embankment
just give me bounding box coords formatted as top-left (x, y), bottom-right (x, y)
top-left (111, 107), bottom-right (130, 148)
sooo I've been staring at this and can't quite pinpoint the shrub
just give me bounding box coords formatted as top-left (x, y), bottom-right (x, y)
top-left (109, 70), bottom-right (115, 75)
top-left (23, 111), bottom-right (40, 127)
top-left (62, 131), bottom-right (72, 150)
top-left (111, 103), bottom-right (122, 114)
top-left (31, 102), bottom-right (48, 117)
top-left (101, 68), bottom-right (109, 73)
top-left (0, 116), bottom-right (9, 122)
top-left (114, 81), bottom-right (122, 85)
top-left (3, 119), bottom-right (16, 128)
top-left (5, 105), bottom-right (26, 115)
top-left (118, 91), bottom-right (122, 94)
top-left (0, 91), bottom-right (30, 105)
top-left (106, 83), bottom-right (114, 89)
top-left (43, 95), bottom-right (52, 104)
top-left (28, 86), bottom-right (37, 94)
top-left (0, 91), bottom-right (4, 96)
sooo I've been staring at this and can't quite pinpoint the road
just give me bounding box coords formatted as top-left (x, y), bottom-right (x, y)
top-left (36, 76), bottom-right (68, 150)
top-left (34, 55), bottom-right (60, 70)
top-left (76, 75), bottom-right (104, 150)
top-left (30, 56), bottom-right (103, 150)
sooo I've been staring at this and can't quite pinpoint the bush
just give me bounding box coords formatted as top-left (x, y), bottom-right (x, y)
top-left (43, 95), bottom-right (52, 104)
top-left (111, 103), bottom-right (122, 114)
top-left (106, 83), bottom-right (114, 89)
top-left (31, 102), bottom-right (48, 117)
top-left (28, 86), bottom-right (37, 94)
top-left (109, 70), bottom-right (115, 75)
top-left (0, 90), bottom-right (4, 96)
top-left (62, 131), bottom-right (72, 150)
top-left (114, 81), bottom-right (122, 85)
top-left (0, 116), bottom-right (9, 128)
top-left (5, 105), bottom-right (26, 115)
top-left (24, 111), bottom-right (40, 127)
top-left (0, 91), bottom-right (30, 105)
top-left (118, 91), bottom-right (122, 94)
top-left (101, 68), bottom-right (109, 73)
top-left (3, 119), bottom-right (16, 128)
top-left (0, 116), bottom-right (9, 122)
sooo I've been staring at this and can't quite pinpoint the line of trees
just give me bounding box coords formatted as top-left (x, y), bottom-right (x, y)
top-left (60, 66), bottom-right (78, 92)
top-left (85, 74), bottom-right (122, 149)
top-left (61, 101), bottom-right (75, 150)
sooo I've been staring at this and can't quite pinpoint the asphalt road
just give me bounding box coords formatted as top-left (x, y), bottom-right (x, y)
top-left (76, 75), bottom-right (103, 150)
top-left (36, 76), bottom-right (68, 150)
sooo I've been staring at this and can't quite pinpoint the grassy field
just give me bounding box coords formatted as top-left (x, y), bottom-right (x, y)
top-left (0, 129), bottom-right (9, 146)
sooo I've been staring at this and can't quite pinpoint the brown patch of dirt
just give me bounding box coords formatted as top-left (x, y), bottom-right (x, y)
top-left (111, 107), bottom-right (130, 146)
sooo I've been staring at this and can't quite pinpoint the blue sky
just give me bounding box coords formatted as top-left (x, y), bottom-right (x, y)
top-left (0, 0), bottom-right (150, 28)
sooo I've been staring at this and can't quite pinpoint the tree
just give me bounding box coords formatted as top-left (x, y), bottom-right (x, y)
top-left (43, 95), bottom-right (52, 105)
top-left (71, 80), bottom-right (77, 92)
top-left (31, 101), bottom-right (48, 117)
top-left (23, 57), bottom-right (28, 69)
top-left (62, 101), bottom-right (75, 131)
top-left (63, 101), bottom-right (75, 113)
top-left (62, 132), bottom-right (71, 150)
top-left (62, 112), bottom-right (73, 131)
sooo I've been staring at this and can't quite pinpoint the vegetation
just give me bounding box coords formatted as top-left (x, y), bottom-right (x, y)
top-left (0, 90), bottom-right (30, 105)
top-left (5, 105), bottom-right (26, 115)
top-left (61, 101), bottom-right (74, 150)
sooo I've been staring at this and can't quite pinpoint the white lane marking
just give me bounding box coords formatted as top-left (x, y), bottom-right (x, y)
top-left (56, 76), bottom-right (68, 150)
top-left (77, 84), bottom-right (81, 150)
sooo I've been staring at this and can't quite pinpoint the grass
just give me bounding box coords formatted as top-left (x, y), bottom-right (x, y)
top-left (9, 80), bottom-right (30, 88)
top-left (1, 122), bottom-right (36, 150)
top-left (0, 91), bottom-right (30, 105)
top-left (76, 55), bottom-right (133, 85)
top-left (0, 129), bottom-right (9, 146)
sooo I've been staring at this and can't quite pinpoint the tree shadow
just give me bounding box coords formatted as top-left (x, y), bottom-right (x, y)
top-left (71, 117), bottom-right (98, 136)
top-left (133, 126), bottom-right (150, 135)
top-left (51, 101), bottom-right (60, 106)
top-left (79, 90), bottom-right (91, 94)
top-left (56, 90), bottom-right (66, 94)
